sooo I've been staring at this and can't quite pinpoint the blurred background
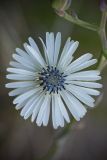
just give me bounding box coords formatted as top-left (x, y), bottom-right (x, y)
top-left (0, 0), bottom-right (107, 160)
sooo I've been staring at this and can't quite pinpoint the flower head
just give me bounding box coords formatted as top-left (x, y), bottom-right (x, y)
top-left (6, 32), bottom-right (102, 129)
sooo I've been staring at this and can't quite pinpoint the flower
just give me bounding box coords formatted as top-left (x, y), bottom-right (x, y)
top-left (6, 32), bottom-right (102, 129)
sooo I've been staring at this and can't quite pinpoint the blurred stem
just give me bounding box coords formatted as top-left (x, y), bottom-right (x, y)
top-left (38, 141), bottom-right (57, 160)
top-left (97, 52), bottom-right (107, 71)
top-left (97, 9), bottom-right (107, 71)
top-left (62, 12), bottom-right (99, 32)
top-left (98, 10), bottom-right (107, 51)
top-left (38, 121), bottom-right (74, 160)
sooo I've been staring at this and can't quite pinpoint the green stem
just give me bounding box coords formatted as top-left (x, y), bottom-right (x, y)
top-left (97, 52), bottom-right (106, 71)
top-left (62, 12), bottom-right (99, 32)
top-left (38, 121), bottom-right (74, 160)
top-left (98, 11), bottom-right (107, 51)
top-left (97, 9), bottom-right (107, 69)
top-left (38, 141), bottom-right (57, 160)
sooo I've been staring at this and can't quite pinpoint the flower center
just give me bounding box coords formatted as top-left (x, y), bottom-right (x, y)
top-left (39, 66), bottom-right (66, 93)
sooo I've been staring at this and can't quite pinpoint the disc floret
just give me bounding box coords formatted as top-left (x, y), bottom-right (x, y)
top-left (39, 66), bottom-right (66, 93)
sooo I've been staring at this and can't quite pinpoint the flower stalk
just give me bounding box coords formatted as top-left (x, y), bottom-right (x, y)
top-left (97, 1), bottom-right (107, 71)
top-left (98, 8), bottom-right (107, 59)
top-left (61, 12), bottom-right (99, 32)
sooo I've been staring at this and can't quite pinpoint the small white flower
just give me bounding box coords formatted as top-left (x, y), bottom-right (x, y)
top-left (6, 32), bottom-right (102, 129)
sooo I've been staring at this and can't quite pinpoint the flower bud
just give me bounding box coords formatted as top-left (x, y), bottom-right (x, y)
top-left (100, 0), bottom-right (107, 12)
top-left (52, 0), bottom-right (72, 12)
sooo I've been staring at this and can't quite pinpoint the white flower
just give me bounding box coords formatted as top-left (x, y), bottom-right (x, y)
top-left (6, 32), bottom-right (102, 129)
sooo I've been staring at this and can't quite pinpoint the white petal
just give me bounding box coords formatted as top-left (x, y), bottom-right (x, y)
top-left (7, 68), bottom-right (36, 76)
top-left (49, 33), bottom-right (54, 65)
top-left (16, 48), bottom-right (29, 59)
top-left (6, 74), bottom-right (36, 81)
top-left (12, 54), bottom-right (35, 71)
top-left (23, 43), bottom-right (41, 70)
top-left (66, 53), bottom-right (93, 70)
top-left (24, 100), bottom-right (38, 119)
top-left (16, 47), bottom-right (38, 67)
top-left (39, 37), bottom-right (48, 64)
top-left (5, 81), bottom-right (35, 88)
top-left (23, 42), bottom-right (32, 56)
top-left (20, 94), bottom-right (37, 117)
top-left (31, 93), bottom-right (45, 122)
top-left (53, 32), bottom-right (61, 65)
top-left (36, 94), bottom-right (51, 126)
top-left (20, 90), bottom-right (42, 118)
top-left (13, 87), bottom-right (41, 104)
top-left (54, 94), bottom-right (64, 127)
top-left (24, 105), bottom-right (34, 119)
top-left (70, 81), bottom-right (102, 88)
top-left (66, 70), bottom-right (101, 81)
top-left (15, 103), bottom-right (24, 110)
top-left (9, 61), bottom-right (27, 70)
top-left (60, 90), bottom-right (80, 121)
top-left (8, 87), bottom-right (34, 96)
top-left (24, 104), bottom-right (35, 119)
top-left (67, 84), bottom-right (100, 96)
top-left (65, 59), bottom-right (97, 74)
top-left (66, 76), bottom-right (101, 81)
top-left (52, 94), bottom-right (58, 129)
top-left (57, 94), bottom-right (70, 123)
top-left (58, 38), bottom-right (73, 66)
top-left (66, 85), bottom-right (95, 107)
top-left (16, 48), bottom-right (37, 67)
top-left (15, 98), bottom-right (29, 110)
top-left (24, 92), bottom-right (44, 120)
top-left (67, 92), bottom-right (87, 118)
top-left (58, 41), bottom-right (79, 68)
top-left (46, 32), bottom-right (51, 65)
top-left (26, 45), bottom-right (46, 67)
top-left (80, 87), bottom-right (100, 96)
top-left (61, 90), bottom-right (87, 118)
top-left (46, 32), bottom-right (54, 66)
top-left (28, 37), bottom-right (41, 54)
top-left (42, 96), bottom-right (51, 126)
